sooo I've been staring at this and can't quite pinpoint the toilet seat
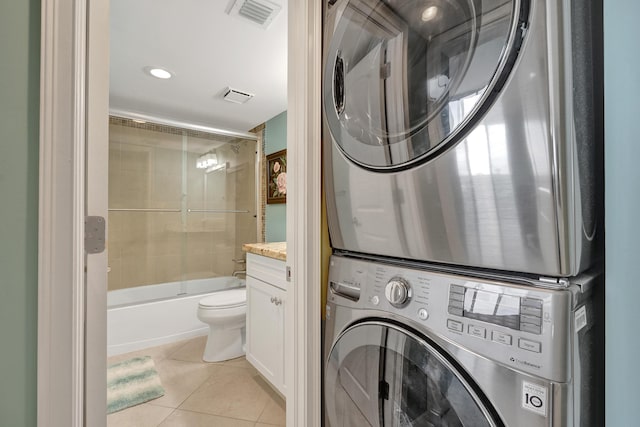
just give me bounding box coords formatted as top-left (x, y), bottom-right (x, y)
top-left (199, 288), bottom-right (246, 309)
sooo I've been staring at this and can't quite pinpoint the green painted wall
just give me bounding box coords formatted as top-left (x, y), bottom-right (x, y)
top-left (604, 0), bottom-right (640, 424)
top-left (0, 0), bottom-right (40, 426)
top-left (265, 111), bottom-right (287, 242)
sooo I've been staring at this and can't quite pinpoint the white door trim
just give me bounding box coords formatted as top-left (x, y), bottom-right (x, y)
top-left (84, 0), bottom-right (110, 423)
top-left (286, 0), bottom-right (322, 425)
top-left (38, 0), bottom-right (322, 425)
top-left (38, 0), bottom-right (88, 425)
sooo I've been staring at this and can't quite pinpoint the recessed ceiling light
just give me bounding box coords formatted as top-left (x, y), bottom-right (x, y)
top-left (145, 67), bottom-right (173, 79)
top-left (421, 6), bottom-right (438, 22)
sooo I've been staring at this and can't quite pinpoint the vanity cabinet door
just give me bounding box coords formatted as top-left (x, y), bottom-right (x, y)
top-left (246, 275), bottom-right (286, 395)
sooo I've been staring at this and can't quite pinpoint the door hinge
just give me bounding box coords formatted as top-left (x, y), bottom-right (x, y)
top-left (85, 216), bottom-right (106, 254)
top-left (286, 266), bottom-right (292, 282)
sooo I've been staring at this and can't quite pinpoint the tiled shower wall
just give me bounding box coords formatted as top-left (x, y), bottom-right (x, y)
top-left (108, 119), bottom-right (257, 292)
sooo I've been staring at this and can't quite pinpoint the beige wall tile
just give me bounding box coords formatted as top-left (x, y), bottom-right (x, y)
top-left (121, 255), bottom-right (155, 288)
top-left (185, 253), bottom-right (215, 280)
top-left (152, 255), bottom-right (183, 284)
top-left (152, 172), bottom-right (182, 207)
top-left (119, 145), bottom-right (151, 172)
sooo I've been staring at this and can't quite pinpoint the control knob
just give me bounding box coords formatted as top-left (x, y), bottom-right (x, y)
top-left (385, 278), bottom-right (411, 307)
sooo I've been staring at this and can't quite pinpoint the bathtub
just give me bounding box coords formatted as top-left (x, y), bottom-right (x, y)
top-left (107, 276), bottom-right (245, 356)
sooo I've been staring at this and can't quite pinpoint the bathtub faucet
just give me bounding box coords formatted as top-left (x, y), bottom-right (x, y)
top-left (232, 270), bottom-right (246, 278)
top-left (232, 257), bottom-right (246, 278)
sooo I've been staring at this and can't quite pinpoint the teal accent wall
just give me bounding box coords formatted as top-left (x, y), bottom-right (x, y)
top-left (0, 0), bottom-right (40, 425)
top-left (605, 0), bottom-right (640, 424)
top-left (265, 111), bottom-right (287, 242)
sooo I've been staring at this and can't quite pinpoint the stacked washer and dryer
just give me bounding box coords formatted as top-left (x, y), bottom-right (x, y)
top-left (321, 0), bottom-right (603, 426)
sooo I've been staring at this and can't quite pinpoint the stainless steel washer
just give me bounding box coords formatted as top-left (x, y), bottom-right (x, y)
top-left (324, 254), bottom-right (597, 426)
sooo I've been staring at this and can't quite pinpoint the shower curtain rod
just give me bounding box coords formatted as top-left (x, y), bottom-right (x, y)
top-left (109, 109), bottom-right (259, 141)
top-left (108, 208), bottom-right (250, 214)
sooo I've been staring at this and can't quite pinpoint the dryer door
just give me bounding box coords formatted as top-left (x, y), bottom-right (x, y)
top-left (323, 0), bottom-right (527, 170)
top-left (325, 321), bottom-right (502, 427)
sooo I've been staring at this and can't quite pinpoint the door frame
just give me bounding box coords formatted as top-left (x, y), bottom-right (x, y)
top-left (37, 0), bottom-right (322, 426)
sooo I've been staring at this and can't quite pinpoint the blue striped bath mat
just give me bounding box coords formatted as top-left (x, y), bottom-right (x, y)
top-left (107, 356), bottom-right (165, 414)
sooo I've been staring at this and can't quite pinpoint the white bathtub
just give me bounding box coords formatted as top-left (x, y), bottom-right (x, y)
top-left (107, 276), bottom-right (245, 356)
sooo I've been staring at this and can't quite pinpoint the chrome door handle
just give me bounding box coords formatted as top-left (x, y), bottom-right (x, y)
top-left (334, 53), bottom-right (345, 116)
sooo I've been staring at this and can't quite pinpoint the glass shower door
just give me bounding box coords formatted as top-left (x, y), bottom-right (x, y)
top-left (185, 134), bottom-right (258, 286)
top-left (107, 117), bottom-right (257, 301)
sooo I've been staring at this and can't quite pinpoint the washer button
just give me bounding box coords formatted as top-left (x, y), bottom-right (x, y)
top-left (521, 298), bottom-right (543, 308)
top-left (491, 331), bottom-right (513, 345)
top-left (448, 299), bottom-right (464, 309)
top-left (520, 323), bottom-right (542, 335)
top-left (447, 319), bottom-right (463, 332)
top-left (468, 324), bottom-right (486, 339)
top-left (521, 305), bottom-right (542, 317)
top-left (519, 338), bottom-right (542, 353)
top-left (417, 308), bottom-right (429, 320)
top-left (448, 306), bottom-right (463, 316)
top-left (449, 291), bottom-right (464, 302)
top-left (370, 296), bottom-right (380, 306)
top-left (450, 284), bottom-right (465, 294)
top-left (520, 314), bottom-right (542, 326)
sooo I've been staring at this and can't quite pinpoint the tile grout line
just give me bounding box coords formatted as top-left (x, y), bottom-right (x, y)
top-left (154, 407), bottom-right (178, 427)
top-left (109, 336), bottom-right (276, 425)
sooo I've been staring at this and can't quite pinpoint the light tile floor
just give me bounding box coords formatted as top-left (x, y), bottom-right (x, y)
top-left (107, 336), bottom-right (286, 427)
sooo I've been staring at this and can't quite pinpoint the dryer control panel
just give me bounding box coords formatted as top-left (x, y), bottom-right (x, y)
top-left (327, 254), bottom-right (591, 383)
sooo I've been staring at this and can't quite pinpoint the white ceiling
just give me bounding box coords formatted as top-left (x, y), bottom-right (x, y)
top-left (109, 0), bottom-right (288, 132)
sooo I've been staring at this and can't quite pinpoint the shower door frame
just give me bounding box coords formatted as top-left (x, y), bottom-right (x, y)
top-left (37, 1), bottom-right (322, 427)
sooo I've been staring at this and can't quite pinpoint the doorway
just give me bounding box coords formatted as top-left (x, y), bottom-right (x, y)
top-left (38, 0), bottom-right (322, 426)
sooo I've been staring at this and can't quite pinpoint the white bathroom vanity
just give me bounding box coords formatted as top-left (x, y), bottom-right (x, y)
top-left (243, 243), bottom-right (287, 396)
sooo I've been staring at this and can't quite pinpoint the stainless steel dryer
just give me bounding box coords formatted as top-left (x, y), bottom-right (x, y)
top-left (324, 254), bottom-right (597, 426)
top-left (322, 0), bottom-right (603, 277)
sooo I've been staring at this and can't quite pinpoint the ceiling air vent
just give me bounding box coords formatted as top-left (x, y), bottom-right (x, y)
top-left (226, 0), bottom-right (282, 29)
top-left (223, 87), bottom-right (254, 104)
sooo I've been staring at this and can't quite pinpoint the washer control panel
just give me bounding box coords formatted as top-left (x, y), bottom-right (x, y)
top-left (447, 284), bottom-right (543, 334)
top-left (327, 254), bottom-right (577, 382)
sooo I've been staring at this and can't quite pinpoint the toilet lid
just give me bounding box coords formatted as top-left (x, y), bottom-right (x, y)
top-left (199, 288), bottom-right (246, 309)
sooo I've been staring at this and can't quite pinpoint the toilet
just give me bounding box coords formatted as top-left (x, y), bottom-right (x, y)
top-left (196, 288), bottom-right (247, 362)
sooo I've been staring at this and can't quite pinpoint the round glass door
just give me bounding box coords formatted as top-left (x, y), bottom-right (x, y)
top-left (325, 321), bottom-right (501, 427)
top-left (323, 0), bottom-right (526, 169)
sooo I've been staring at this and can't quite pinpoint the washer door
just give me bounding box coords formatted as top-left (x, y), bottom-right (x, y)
top-left (325, 321), bottom-right (502, 427)
top-left (323, 0), bottom-right (527, 170)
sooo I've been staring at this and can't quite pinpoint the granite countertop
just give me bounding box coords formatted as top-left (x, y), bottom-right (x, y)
top-left (242, 242), bottom-right (287, 261)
